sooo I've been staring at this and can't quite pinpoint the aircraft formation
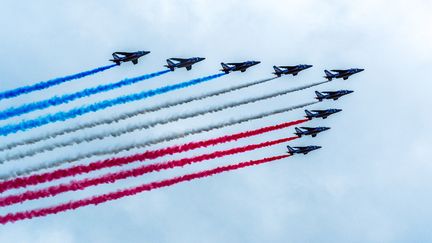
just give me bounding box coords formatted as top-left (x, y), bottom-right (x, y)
top-left (0, 49), bottom-right (364, 224)
top-left (109, 50), bottom-right (363, 157)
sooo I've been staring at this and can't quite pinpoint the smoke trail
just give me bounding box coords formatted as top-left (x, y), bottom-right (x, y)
top-left (1, 81), bottom-right (327, 162)
top-left (0, 73), bottom-right (227, 136)
top-left (0, 70), bottom-right (170, 120)
top-left (0, 137), bottom-right (297, 207)
top-left (0, 77), bottom-right (279, 152)
top-left (0, 120), bottom-right (305, 191)
top-left (0, 154), bottom-right (289, 224)
top-left (0, 64), bottom-right (117, 101)
top-left (0, 102), bottom-right (316, 180)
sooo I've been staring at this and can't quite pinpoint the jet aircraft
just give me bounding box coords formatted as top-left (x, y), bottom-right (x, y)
top-left (220, 61), bottom-right (260, 73)
top-left (110, 51), bottom-right (150, 65)
top-left (165, 57), bottom-right (205, 71)
top-left (304, 109), bottom-right (342, 120)
top-left (294, 127), bottom-right (330, 138)
top-left (287, 145), bottom-right (322, 155)
top-left (273, 64), bottom-right (313, 77)
top-left (315, 90), bottom-right (353, 101)
top-left (324, 68), bottom-right (364, 81)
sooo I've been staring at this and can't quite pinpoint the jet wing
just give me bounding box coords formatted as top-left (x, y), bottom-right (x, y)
top-left (279, 66), bottom-right (296, 69)
top-left (299, 127), bottom-right (315, 130)
top-left (311, 110), bottom-right (325, 113)
top-left (113, 52), bottom-right (133, 56)
top-left (170, 58), bottom-right (188, 62)
top-left (331, 69), bottom-right (348, 73)
top-left (322, 91), bottom-right (337, 94)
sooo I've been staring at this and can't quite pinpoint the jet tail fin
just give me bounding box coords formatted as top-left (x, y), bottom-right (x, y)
top-left (112, 53), bottom-right (120, 60)
top-left (165, 59), bottom-right (175, 71)
top-left (324, 70), bottom-right (334, 80)
top-left (220, 63), bottom-right (230, 73)
top-left (294, 127), bottom-right (303, 136)
top-left (287, 146), bottom-right (295, 155)
top-left (273, 66), bottom-right (282, 77)
top-left (110, 53), bottom-right (121, 65)
top-left (305, 110), bottom-right (313, 120)
top-left (315, 91), bottom-right (325, 101)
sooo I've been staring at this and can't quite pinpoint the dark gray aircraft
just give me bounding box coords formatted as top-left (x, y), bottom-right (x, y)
top-left (165, 57), bottom-right (206, 71)
top-left (315, 90), bottom-right (354, 101)
top-left (110, 51), bottom-right (150, 65)
top-left (273, 64), bottom-right (313, 77)
top-left (287, 145), bottom-right (322, 155)
top-left (294, 127), bottom-right (330, 138)
top-left (305, 109), bottom-right (342, 120)
top-left (220, 61), bottom-right (261, 73)
top-left (324, 68), bottom-right (364, 80)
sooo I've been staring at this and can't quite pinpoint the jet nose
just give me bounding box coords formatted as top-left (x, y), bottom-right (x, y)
top-left (323, 127), bottom-right (331, 131)
top-left (199, 57), bottom-right (206, 61)
top-left (335, 109), bottom-right (343, 112)
top-left (347, 90), bottom-right (354, 94)
top-left (306, 64), bottom-right (313, 69)
top-left (254, 61), bottom-right (261, 65)
top-left (358, 68), bottom-right (365, 72)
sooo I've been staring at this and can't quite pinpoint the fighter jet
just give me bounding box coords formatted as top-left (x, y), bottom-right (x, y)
top-left (294, 127), bottom-right (330, 138)
top-left (287, 145), bottom-right (322, 155)
top-left (110, 51), bottom-right (150, 65)
top-left (315, 90), bottom-right (354, 101)
top-left (304, 109), bottom-right (342, 120)
top-left (324, 68), bottom-right (364, 81)
top-left (273, 64), bottom-right (313, 77)
top-left (220, 61), bottom-right (261, 73)
top-left (165, 57), bottom-right (206, 71)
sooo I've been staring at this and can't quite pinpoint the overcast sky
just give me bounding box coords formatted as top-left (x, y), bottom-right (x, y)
top-left (0, 0), bottom-right (431, 242)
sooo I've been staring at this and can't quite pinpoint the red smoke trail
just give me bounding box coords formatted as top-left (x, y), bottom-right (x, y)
top-left (0, 154), bottom-right (290, 224)
top-left (0, 137), bottom-right (297, 207)
top-left (0, 119), bottom-right (306, 193)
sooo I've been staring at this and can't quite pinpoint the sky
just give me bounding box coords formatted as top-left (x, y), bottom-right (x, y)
top-left (0, 0), bottom-right (431, 242)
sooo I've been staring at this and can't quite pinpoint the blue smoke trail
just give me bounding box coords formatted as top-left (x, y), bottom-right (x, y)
top-left (0, 73), bottom-right (226, 136)
top-left (0, 64), bottom-right (117, 101)
top-left (0, 70), bottom-right (170, 120)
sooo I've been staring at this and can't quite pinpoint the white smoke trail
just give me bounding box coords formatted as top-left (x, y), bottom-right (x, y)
top-left (0, 77), bottom-right (279, 153)
top-left (0, 101), bottom-right (319, 180)
top-left (1, 81), bottom-right (327, 162)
